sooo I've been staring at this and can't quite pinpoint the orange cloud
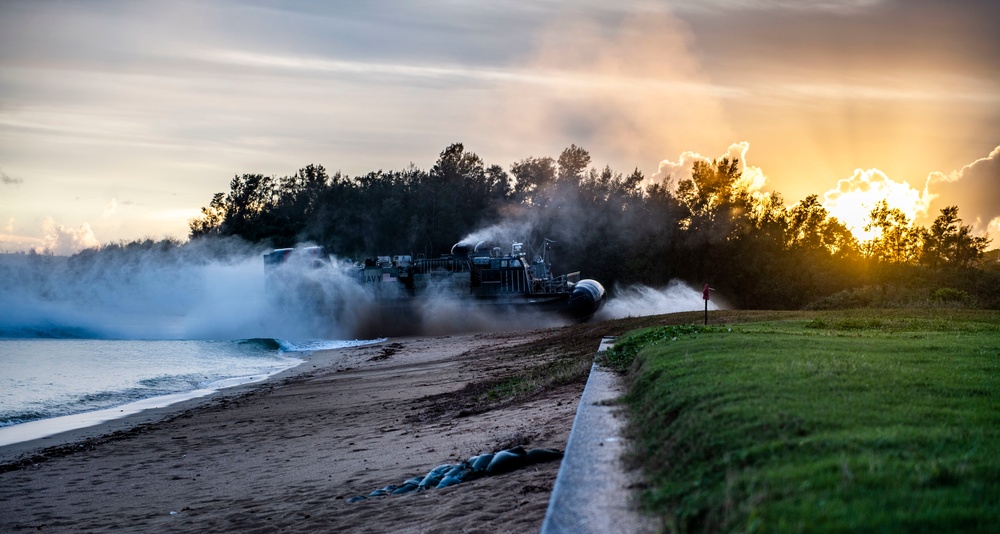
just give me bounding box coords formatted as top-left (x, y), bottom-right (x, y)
top-left (925, 144), bottom-right (1000, 237)
top-left (652, 141), bottom-right (767, 195)
top-left (822, 168), bottom-right (933, 241)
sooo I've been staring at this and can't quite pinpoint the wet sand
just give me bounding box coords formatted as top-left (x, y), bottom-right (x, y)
top-left (0, 330), bottom-right (587, 533)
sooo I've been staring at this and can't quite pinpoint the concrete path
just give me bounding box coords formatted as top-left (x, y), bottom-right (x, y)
top-left (540, 337), bottom-right (658, 533)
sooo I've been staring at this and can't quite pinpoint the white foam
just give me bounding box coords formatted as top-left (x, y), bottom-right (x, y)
top-left (277, 338), bottom-right (387, 353)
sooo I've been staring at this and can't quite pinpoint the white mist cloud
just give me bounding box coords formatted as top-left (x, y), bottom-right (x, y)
top-left (598, 281), bottom-right (720, 320)
top-left (457, 221), bottom-right (537, 251)
top-left (0, 240), bottom-right (374, 340)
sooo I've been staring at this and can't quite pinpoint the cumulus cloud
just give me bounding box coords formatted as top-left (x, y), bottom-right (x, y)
top-left (925, 144), bottom-right (1000, 236)
top-left (652, 141), bottom-right (768, 194)
top-left (989, 219), bottom-right (1000, 241)
top-left (36, 218), bottom-right (101, 255)
top-left (822, 168), bottom-right (933, 239)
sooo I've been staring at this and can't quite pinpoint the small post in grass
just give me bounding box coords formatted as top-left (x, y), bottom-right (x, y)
top-left (702, 283), bottom-right (713, 325)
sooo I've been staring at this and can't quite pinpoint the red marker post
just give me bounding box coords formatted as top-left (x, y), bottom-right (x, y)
top-left (702, 284), bottom-right (712, 325)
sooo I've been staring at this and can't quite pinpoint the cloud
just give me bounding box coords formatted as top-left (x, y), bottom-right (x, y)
top-left (2, 0), bottom-right (997, 250)
top-left (0, 218), bottom-right (44, 252)
top-left (1, 170), bottom-right (23, 185)
top-left (652, 141), bottom-right (767, 194)
top-left (925, 144), bottom-right (1000, 236)
top-left (36, 217), bottom-right (101, 255)
top-left (102, 198), bottom-right (118, 218)
top-left (491, 6), bottom-right (735, 171)
top-left (678, 0), bottom-right (1000, 82)
top-left (822, 168), bottom-right (932, 240)
top-left (989, 219), bottom-right (1000, 241)
top-left (669, 0), bottom-right (884, 15)
top-left (0, 235), bottom-right (44, 252)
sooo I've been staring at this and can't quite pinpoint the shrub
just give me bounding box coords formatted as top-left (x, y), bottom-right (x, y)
top-left (932, 287), bottom-right (969, 303)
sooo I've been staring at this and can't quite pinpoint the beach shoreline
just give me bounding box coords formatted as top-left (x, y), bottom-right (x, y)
top-left (0, 342), bottom-right (345, 464)
top-left (0, 328), bottom-right (588, 532)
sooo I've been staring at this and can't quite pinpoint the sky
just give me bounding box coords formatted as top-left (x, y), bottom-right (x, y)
top-left (1, 0), bottom-right (998, 254)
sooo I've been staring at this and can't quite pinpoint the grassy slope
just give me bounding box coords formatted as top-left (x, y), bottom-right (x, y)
top-left (619, 309), bottom-right (1000, 533)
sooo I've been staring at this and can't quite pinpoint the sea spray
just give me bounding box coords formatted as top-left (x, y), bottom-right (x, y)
top-left (0, 237), bottom-right (716, 341)
top-left (0, 240), bottom-right (375, 340)
top-left (598, 280), bottom-right (722, 320)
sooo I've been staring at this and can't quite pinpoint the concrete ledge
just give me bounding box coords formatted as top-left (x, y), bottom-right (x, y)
top-left (541, 337), bottom-right (656, 533)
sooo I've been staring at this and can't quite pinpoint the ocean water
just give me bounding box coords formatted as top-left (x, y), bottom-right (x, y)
top-left (0, 338), bottom-right (373, 447)
top-left (0, 248), bottom-right (382, 447)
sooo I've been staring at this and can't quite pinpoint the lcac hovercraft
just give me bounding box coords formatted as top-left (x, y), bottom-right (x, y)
top-left (263, 239), bottom-right (606, 331)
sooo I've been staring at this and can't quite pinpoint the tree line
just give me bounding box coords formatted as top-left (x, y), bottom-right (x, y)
top-left (188, 143), bottom-right (998, 309)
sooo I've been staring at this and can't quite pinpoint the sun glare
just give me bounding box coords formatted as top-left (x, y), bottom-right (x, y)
top-left (822, 168), bottom-right (931, 243)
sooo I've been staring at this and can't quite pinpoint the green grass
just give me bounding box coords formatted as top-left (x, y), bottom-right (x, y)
top-left (620, 310), bottom-right (1000, 533)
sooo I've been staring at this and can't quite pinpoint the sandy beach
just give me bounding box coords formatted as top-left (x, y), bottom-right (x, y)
top-left (0, 327), bottom-right (606, 533)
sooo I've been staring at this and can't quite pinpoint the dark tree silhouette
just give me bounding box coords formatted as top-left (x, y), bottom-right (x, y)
top-left (921, 205), bottom-right (990, 269)
top-left (184, 142), bottom-right (997, 311)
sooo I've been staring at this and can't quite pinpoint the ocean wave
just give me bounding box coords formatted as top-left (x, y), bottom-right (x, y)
top-left (1, 386), bottom-right (158, 429)
top-left (275, 338), bottom-right (387, 352)
top-left (237, 337), bottom-right (283, 351)
top-left (0, 410), bottom-right (48, 428)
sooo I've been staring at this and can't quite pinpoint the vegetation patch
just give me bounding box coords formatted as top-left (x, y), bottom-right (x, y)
top-left (621, 310), bottom-right (1000, 532)
top-left (598, 324), bottom-right (709, 372)
top-left (933, 287), bottom-right (970, 303)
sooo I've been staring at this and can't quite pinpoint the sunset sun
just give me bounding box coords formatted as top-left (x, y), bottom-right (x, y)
top-left (822, 168), bottom-right (932, 242)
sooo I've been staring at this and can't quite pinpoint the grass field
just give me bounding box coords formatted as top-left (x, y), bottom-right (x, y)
top-left (609, 310), bottom-right (1000, 533)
